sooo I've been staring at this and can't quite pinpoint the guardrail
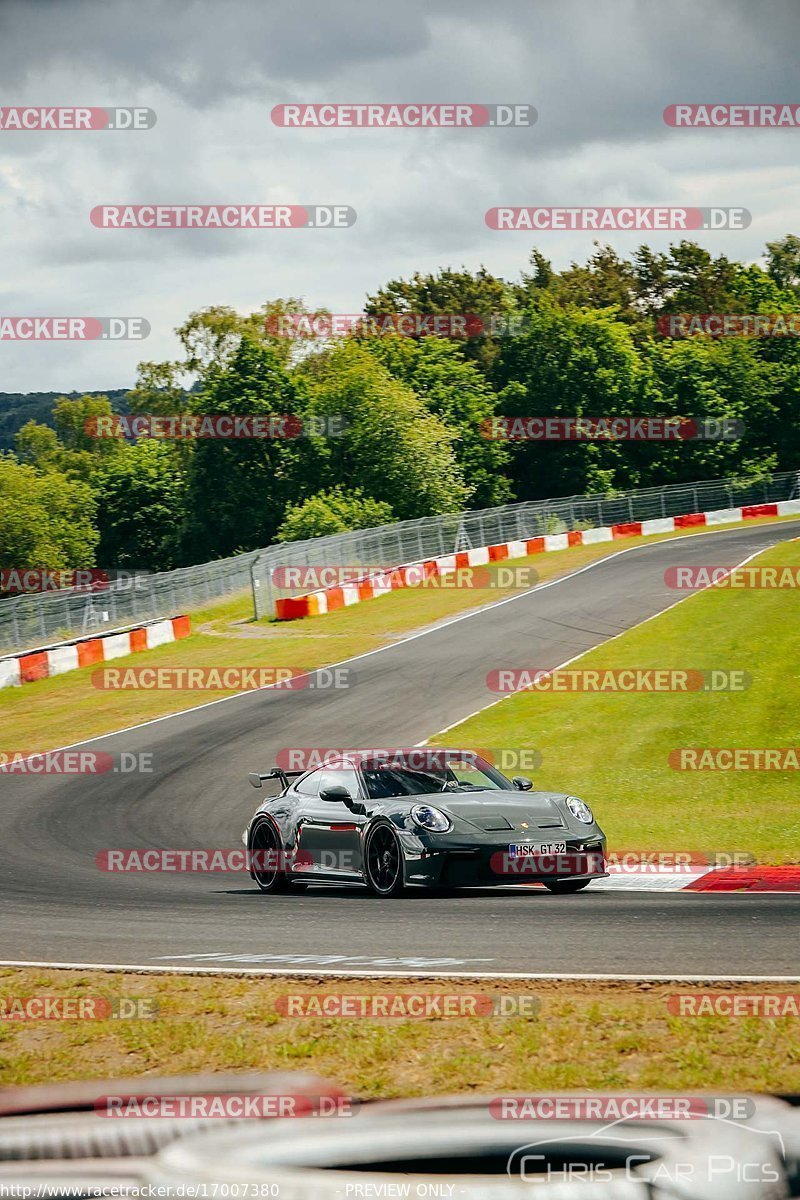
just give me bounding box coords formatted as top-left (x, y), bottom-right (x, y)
top-left (1, 470), bottom-right (798, 654)
top-left (250, 470), bottom-right (800, 619)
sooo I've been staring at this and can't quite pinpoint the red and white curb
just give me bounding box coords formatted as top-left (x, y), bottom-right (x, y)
top-left (275, 499), bottom-right (800, 620)
top-left (597, 865), bottom-right (800, 892)
top-left (0, 615), bottom-right (191, 690)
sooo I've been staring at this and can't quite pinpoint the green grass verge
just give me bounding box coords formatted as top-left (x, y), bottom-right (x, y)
top-left (0, 969), bottom-right (798, 1093)
top-left (430, 539), bottom-right (800, 863)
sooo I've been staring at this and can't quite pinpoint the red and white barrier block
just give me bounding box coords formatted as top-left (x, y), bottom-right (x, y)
top-left (0, 616), bottom-right (191, 690)
top-left (275, 498), bottom-right (800, 620)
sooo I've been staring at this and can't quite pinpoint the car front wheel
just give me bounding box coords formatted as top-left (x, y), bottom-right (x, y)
top-left (364, 823), bottom-right (405, 897)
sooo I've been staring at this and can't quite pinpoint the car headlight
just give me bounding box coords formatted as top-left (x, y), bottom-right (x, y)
top-left (566, 796), bottom-right (594, 824)
top-left (410, 804), bottom-right (452, 833)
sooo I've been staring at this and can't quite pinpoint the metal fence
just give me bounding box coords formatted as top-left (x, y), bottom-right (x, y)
top-left (249, 469), bottom-right (800, 619)
top-left (2, 469), bottom-right (799, 655)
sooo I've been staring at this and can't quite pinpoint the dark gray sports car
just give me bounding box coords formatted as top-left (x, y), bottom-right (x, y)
top-left (242, 750), bottom-right (607, 896)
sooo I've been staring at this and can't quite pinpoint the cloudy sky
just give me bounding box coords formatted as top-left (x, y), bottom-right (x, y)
top-left (1, 0), bottom-right (798, 392)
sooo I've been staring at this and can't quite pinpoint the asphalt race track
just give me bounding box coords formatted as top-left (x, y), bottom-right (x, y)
top-left (2, 521), bottom-right (799, 979)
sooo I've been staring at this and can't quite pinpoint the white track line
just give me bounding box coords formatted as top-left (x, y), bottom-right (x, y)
top-left (0, 960), bottom-right (797, 982)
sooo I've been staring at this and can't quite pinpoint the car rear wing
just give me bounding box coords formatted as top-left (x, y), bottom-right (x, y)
top-left (248, 768), bottom-right (304, 791)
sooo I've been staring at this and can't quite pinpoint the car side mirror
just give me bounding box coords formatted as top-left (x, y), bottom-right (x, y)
top-left (320, 784), bottom-right (352, 802)
top-left (512, 776), bottom-right (533, 791)
top-left (248, 773), bottom-right (263, 789)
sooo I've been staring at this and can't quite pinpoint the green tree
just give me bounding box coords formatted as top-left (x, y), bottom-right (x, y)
top-left (15, 421), bottom-right (64, 472)
top-left (365, 266), bottom-right (514, 375)
top-left (0, 455), bottom-right (98, 574)
top-left (654, 242), bottom-right (741, 313)
top-left (94, 441), bottom-right (187, 571)
top-left (176, 300), bottom-right (312, 374)
top-left (765, 235), bottom-right (800, 291)
top-left (729, 262), bottom-right (797, 312)
top-left (301, 341), bottom-right (469, 520)
top-left (176, 305), bottom-right (256, 375)
top-left (277, 487), bottom-right (394, 542)
top-left (179, 337), bottom-right (310, 561)
top-left (364, 334), bottom-right (511, 508)
top-left (523, 244), bottom-right (638, 319)
top-left (494, 300), bottom-right (652, 498)
top-left (15, 393), bottom-right (124, 481)
top-left (644, 336), bottom-right (780, 482)
top-left (127, 361), bottom-right (192, 417)
top-left (53, 394), bottom-right (124, 456)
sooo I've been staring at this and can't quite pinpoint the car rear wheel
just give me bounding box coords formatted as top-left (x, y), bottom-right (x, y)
top-left (250, 820), bottom-right (289, 894)
top-left (543, 879), bottom-right (592, 894)
top-left (364, 823), bottom-right (405, 897)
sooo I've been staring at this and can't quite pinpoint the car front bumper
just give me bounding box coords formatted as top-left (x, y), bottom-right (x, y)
top-left (400, 836), bottom-right (608, 888)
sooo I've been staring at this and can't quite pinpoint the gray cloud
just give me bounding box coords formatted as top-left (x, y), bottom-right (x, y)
top-left (0, 0), bottom-right (798, 390)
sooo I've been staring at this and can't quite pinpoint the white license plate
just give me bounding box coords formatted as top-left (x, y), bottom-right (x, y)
top-left (508, 842), bottom-right (567, 857)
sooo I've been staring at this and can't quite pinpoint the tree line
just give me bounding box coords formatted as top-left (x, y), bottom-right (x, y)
top-left (3, 236), bottom-right (800, 578)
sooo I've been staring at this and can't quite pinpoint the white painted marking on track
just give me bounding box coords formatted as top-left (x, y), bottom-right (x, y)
top-left (156, 952), bottom-right (493, 968)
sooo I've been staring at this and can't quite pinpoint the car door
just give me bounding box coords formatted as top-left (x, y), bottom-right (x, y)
top-left (295, 768), bottom-right (365, 878)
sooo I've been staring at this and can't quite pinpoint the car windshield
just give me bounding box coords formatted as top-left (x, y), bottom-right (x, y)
top-left (361, 759), bottom-right (513, 800)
